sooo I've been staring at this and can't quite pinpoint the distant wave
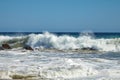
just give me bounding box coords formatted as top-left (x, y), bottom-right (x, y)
top-left (0, 32), bottom-right (120, 52)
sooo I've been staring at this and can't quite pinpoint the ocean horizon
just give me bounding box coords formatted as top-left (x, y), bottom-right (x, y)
top-left (0, 0), bottom-right (120, 79)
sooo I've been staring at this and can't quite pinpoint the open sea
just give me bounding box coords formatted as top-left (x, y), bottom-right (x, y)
top-left (0, 32), bottom-right (120, 80)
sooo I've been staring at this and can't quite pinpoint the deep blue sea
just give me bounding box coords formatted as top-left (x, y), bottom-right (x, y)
top-left (0, 32), bottom-right (120, 38)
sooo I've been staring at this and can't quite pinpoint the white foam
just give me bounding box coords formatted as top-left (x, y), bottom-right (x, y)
top-left (27, 32), bottom-right (120, 52)
top-left (0, 50), bottom-right (119, 79)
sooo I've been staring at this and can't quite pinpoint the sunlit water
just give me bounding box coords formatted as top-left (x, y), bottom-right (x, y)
top-left (0, 32), bottom-right (120, 80)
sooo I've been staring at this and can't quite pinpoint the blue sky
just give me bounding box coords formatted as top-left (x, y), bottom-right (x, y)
top-left (0, 0), bottom-right (120, 32)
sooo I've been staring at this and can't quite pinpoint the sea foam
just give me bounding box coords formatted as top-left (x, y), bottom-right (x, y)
top-left (27, 32), bottom-right (120, 52)
top-left (0, 32), bottom-right (120, 52)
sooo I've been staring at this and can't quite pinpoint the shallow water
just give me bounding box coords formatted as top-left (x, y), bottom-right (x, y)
top-left (0, 49), bottom-right (120, 80)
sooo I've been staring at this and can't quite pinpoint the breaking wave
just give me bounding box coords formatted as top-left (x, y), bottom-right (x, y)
top-left (27, 32), bottom-right (120, 52)
top-left (0, 32), bottom-right (120, 52)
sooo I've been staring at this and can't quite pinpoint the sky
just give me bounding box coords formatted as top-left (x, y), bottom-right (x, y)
top-left (0, 0), bottom-right (120, 32)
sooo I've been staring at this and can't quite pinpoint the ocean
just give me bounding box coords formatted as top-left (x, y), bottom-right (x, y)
top-left (0, 32), bottom-right (120, 80)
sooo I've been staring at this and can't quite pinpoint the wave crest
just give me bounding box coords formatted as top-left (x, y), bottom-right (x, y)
top-left (27, 32), bottom-right (120, 52)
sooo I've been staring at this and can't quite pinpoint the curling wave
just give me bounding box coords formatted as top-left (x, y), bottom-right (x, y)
top-left (0, 32), bottom-right (120, 52)
top-left (26, 32), bottom-right (120, 52)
